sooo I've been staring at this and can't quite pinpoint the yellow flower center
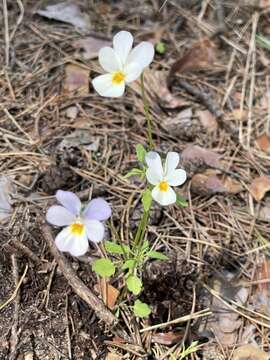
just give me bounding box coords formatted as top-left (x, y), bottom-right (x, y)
top-left (112, 71), bottom-right (125, 84)
top-left (158, 181), bottom-right (169, 192)
top-left (71, 223), bottom-right (85, 236)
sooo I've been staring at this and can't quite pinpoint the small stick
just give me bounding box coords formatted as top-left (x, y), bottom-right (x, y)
top-left (9, 254), bottom-right (20, 360)
top-left (41, 223), bottom-right (132, 342)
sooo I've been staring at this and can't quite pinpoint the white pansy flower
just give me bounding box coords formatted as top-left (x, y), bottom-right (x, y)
top-left (92, 30), bottom-right (154, 97)
top-left (145, 151), bottom-right (187, 206)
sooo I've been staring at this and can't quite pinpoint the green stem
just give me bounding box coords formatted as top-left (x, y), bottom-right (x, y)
top-left (140, 73), bottom-right (154, 149)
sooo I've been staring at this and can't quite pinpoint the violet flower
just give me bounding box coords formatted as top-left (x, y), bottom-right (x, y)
top-left (46, 190), bottom-right (111, 256)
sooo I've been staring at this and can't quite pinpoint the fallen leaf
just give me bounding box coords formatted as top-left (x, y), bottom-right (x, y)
top-left (191, 173), bottom-right (227, 195)
top-left (73, 36), bottom-right (110, 60)
top-left (258, 204), bottom-right (270, 222)
top-left (199, 273), bottom-right (249, 346)
top-left (181, 145), bottom-right (221, 176)
top-left (0, 176), bottom-right (16, 221)
top-left (105, 353), bottom-right (122, 360)
top-left (231, 109), bottom-right (247, 121)
top-left (94, 281), bottom-right (119, 310)
top-left (58, 129), bottom-right (99, 151)
top-left (62, 64), bottom-right (90, 95)
top-left (223, 177), bottom-right (244, 194)
top-left (196, 109), bottom-right (218, 132)
top-left (233, 344), bottom-right (269, 360)
top-left (36, 2), bottom-right (91, 30)
top-left (65, 106), bottom-right (78, 120)
top-left (151, 331), bottom-right (183, 345)
top-left (168, 38), bottom-right (217, 81)
top-left (249, 176), bottom-right (270, 201)
top-left (256, 133), bottom-right (270, 153)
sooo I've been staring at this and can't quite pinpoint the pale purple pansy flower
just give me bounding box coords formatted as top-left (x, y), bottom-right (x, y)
top-left (46, 190), bottom-right (111, 256)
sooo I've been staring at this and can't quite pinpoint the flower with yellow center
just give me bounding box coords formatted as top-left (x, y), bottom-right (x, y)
top-left (92, 30), bottom-right (154, 97)
top-left (145, 151), bottom-right (187, 206)
top-left (46, 190), bottom-right (112, 257)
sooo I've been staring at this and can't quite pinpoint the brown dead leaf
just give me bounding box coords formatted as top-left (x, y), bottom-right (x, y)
top-left (62, 64), bottom-right (89, 95)
top-left (73, 36), bottom-right (110, 60)
top-left (256, 133), bottom-right (270, 153)
top-left (249, 176), bottom-right (270, 202)
top-left (36, 3), bottom-right (91, 30)
top-left (223, 177), bottom-right (244, 194)
top-left (233, 344), bottom-right (270, 360)
top-left (181, 145), bottom-right (221, 176)
top-left (105, 353), bottom-right (122, 360)
top-left (199, 274), bottom-right (249, 346)
top-left (191, 173), bottom-right (227, 195)
top-left (94, 281), bottom-right (119, 310)
top-left (169, 38), bottom-right (217, 79)
top-left (148, 71), bottom-right (189, 109)
top-left (151, 331), bottom-right (183, 345)
top-left (196, 109), bottom-right (218, 132)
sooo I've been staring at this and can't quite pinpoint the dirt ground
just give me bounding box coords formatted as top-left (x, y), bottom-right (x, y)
top-left (1, 0), bottom-right (270, 359)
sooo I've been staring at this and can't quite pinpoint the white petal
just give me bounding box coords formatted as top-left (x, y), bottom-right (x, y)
top-left (166, 169), bottom-right (187, 186)
top-left (113, 31), bottom-right (133, 66)
top-left (98, 47), bottom-right (122, 72)
top-left (145, 151), bottom-right (163, 173)
top-left (127, 42), bottom-right (154, 69)
top-left (124, 62), bottom-right (142, 83)
top-left (55, 226), bottom-right (89, 256)
top-left (152, 186), bottom-right (176, 206)
top-left (92, 74), bottom-right (125, 97)
top-left (146, 168), bottom-right (162, 185)
top-left (56, 190), bottom-right (81, 216)
top-left (164, 152), bottom-right (180, 177)
top-left (46, 205), bottom-right (75, 226)
top-left (84, 219), bottom-right (105, 243)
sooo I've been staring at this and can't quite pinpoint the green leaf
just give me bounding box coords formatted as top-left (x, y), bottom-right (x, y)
top-left (122, 259), bottom-right (135, 271)
top-left (92, 258), bottom-right (115, 277)
top-left (136, 144), bottom-right (146, 163)
top-left (133, 299), bottom-right (151, 318)
top-left (126, 275), bottom-right (142, 295)
top-left (155, 41), bottom-right (166, 54)
top-left (147, 251), bottom-right (169, 260)
top-left (124, 168), bottom-right (144, 178)
top-left (176, 194), bottom-right (188, 208)
top-left (142, 188), bottom-right (152, 211)
top-left (104, 241), bottom-right (130, 255)
top-left (142, 240), bottom-right (149, 251)
top-left (256, 34), bottom-right (270, 51)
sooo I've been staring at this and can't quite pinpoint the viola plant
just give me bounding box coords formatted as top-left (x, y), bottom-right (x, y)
top-left (46, 30), bottom-right (188, 320)
top-left (46, 190), bottom-right (111, 256)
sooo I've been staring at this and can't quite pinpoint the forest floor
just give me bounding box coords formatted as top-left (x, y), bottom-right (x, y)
top-left (1, 0), bottom-right (270, 359)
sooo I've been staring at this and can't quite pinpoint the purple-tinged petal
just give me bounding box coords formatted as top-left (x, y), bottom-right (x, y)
top-left (83, 198), bottom-right (112, 221)
top-left (84, 219), bottom-right (105, 243)
top-left (46, 205), bottom-right (76, 226)
top-left (56, 190), bottom-right (81, 216)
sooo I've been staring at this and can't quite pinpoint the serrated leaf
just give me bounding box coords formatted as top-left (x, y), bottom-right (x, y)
top-left (133, 299), bottom-right (151, 317)
top-left (126, 275), bottom-right (142, 295)
top-left (104, 241), bottom-right (130, 255)
top-left (176, 194), bottom-right (188, 207)
top-left (142, 188), bottom-right (152, 211)
top-left (147, 250), bottom-right (168, 260)
top-left (92, 258), bottom-right (115, 277)
top-left (136, 144), bottom-right (146, 163)
top-left (122, 259), bottom-right (135, 270)
top-left (124, 168), bottom-right (144, 178)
